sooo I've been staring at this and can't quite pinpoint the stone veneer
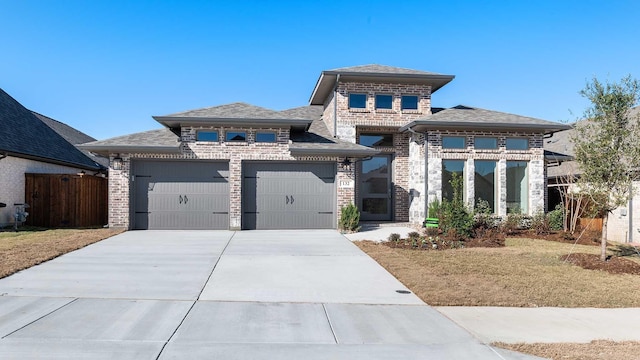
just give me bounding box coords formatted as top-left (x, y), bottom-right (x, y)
top-left (108, 126), bottom-right (355, 229)
top-left (424, 130), bottom-right (545, 217)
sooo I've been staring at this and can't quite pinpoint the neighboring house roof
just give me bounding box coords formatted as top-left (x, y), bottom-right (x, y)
top-left (0, 88), bottom-right (103, 170)
top-left (79, 128), bottom-right (181, 155)
top-left (545, 106), bottom-right (640, 180)
top-left (31, 111), bottom-right (109, 167)
top-left (154, 102), bottom-right (313, 131)
top-left (309, 64), bottom-right (455, 105)
top-left (400, 105), bottom-right (571, 133)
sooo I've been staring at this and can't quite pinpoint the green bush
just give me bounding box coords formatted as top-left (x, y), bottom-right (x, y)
top-left (388, 233), bottom-right (401, 243)
top-left (548, 204), bottom-right (564, 231)
top-left (339, 203), bottom-right (360, 232)
top-left (428, 199), bottom-right (441, 218)
top-left (440, 173), bottom-right (473, 238)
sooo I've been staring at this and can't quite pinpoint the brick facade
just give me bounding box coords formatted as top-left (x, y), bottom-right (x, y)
top-left (330, 82), bottom-right (433, 223)
top-left (424, 130), bottom-right (545, 218)
top-left (107, 126), bottom-right (351, 229)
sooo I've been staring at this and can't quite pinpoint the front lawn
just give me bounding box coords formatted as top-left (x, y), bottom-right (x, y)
top-left (355, 237), bottom-right (640, 307)
top-left (0, 228), bottom-right (124, 278)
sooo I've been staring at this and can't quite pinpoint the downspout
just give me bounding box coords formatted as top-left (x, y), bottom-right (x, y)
top-left (629, 183), bottom-right (633, 243)
top-left (333, 74), bottom-right (340, 138)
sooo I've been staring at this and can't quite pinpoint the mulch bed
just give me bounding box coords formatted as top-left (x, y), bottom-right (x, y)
top-left (560, 253), bottom-right (640, 275)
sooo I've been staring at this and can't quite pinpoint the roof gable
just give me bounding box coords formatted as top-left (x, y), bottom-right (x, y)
top-left (310, 64), bottom-right (455, 105)
top-left (327, 64), bottom-right (443, 76)
top-left (0, 88), bottom-right (102, 170)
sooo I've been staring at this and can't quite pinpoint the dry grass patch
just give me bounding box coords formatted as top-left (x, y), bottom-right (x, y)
top-left (0, 228), bottom-right (124, 278)
top-left (355, 238), bottom-right (640, 307)
top-left (495, 340), bottom-right (640, 360)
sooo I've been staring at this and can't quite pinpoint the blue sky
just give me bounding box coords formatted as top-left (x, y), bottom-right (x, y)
top-left (2, 0), bottom-right (640, 140)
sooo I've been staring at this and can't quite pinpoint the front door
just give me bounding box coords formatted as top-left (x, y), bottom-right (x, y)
top-left (359, 155), bottom-right (392, 221)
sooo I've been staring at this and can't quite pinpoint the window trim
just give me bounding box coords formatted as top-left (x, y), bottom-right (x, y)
top-left (375, 94), bottom-right (393, 110)
top-left (358, 133), bottom-right (394, 147)
top-left (442, 136), bottom-right (466, 149)
top-left (401, 95), bottom-right (419, 111)
top-left (348, 93), bottom-right (367, 109)
top-left (506, 137), bottom-right (530, 150)
top-left (196, 130), bottom-right (219, 142)
top-left (255, 131), bottom-right (277, 143)
top-left (474, 137), bottom-right (498, 150)
top-left (225, 131), bottom-right (247, 142)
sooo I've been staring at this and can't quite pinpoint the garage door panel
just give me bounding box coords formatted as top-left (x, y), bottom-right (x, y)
top-left (132, 161), bottom-right (229, 230)
top-left (243, 162), bottom-right (336, 230)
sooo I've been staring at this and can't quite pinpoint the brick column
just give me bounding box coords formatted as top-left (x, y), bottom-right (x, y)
top-left (228, 157), bottom-right (242, 230)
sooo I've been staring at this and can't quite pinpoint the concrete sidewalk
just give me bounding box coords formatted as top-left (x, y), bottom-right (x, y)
top-left (437, 306), bottom-right (640, 344)
top-left (0, 230), bottom-right (541, 359)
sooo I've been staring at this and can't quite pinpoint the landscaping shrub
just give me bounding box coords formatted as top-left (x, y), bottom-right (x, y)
top-left (427, 199), bottom-right (441, 218)
top-left (440, 173), bottom-right (473, 238)
top-left (388, 233), bottom-right (401, 243)
top-left (531, 212), bottom-right (551, 235)
top-left (548, 204), bottom-right (564, 231)
top-left (339, 203), bottom-right (360, 232)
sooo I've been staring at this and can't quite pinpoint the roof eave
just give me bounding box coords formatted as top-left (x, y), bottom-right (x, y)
top-left (153, 116), bottom-right (312, 131)
top-left (78, 145), bottom-right (182, 156)
top-left (289, 146), bottom-right (379, 157)
top-left (1, 150), bottom-right (102, 171)
top-left (309, 72), bottom-right (455, 105)
top-left (401, 121), bottom-right (571, 134)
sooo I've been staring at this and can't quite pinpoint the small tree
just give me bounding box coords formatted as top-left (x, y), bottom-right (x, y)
top-left (572, 75), bottom-right (640, 260)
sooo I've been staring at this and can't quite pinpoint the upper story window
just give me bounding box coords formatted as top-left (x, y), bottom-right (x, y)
top-left (349, 93), bottom-right (367, 109)
top-left (401, 95), bottom-right (419, 110)
top-left (256, 132), bottom-right (277, 143)
top-left (359, 133), bottom-right (393, 147)
top-left (442, 136), bottom-right (466, 149)
top-left (475, 137), bottom-right (498, 149)
top-left (506, 138), bottom-right (529, 150)
top-left (226, 131), bottom-right (246, 142)
top-left (375, 94), bottom-right (393, 110)
top-left (196, 130), bottom-right (219, 142)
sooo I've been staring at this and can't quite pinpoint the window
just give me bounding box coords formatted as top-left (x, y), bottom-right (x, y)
top-left (196, 131), bottom-right (219, 142)
top-left (475, 160), bottom-right (497, 213)
top-left (474, 137), bottom-right (498, 149)
top-left (506, 138), bottom-right (529, 150)
top-left (359, 133), bottom-right (393, 147)
top-left (349, 93), bottom-right (367, 109)
top-left (401, 95), bottom-right (418, 110)
top-left (442, 160), bottom-right (465, 202)
top-left (442, 136), bottom-right (466, 149)
top-left (375, 94), bottom-right (393, 109)
top-left (256, 132), bottom-right (276, 143)
top-left (226, 131), bottom-right (246, 142)
top-left (507, 161), bottom-right (528, 213)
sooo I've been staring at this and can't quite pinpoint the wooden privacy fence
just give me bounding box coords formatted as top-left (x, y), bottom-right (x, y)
top-left (578, 217), bottom-right (603, 232)
top-left (25, 173), bottom-right (108, 228)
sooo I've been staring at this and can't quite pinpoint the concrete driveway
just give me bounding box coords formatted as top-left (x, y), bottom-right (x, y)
top-left (0, 230), bottom-right (539, 359)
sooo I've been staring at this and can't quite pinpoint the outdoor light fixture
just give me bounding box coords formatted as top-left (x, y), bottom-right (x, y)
top-left (77, 170), bottom-right (86, 177)
top-left (340, 158), bottom-right (352, 170)
top-left (112, 156), bottom-right (123, 170)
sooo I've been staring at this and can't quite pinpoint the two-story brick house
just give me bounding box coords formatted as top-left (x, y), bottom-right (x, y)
top-left (82, 65), bottom-right (570, 230)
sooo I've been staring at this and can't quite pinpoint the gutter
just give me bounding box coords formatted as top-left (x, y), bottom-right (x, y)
top-left (333, 74), bottom-right (340, 138)
top-left (0, 152), bottom-right (7, 161)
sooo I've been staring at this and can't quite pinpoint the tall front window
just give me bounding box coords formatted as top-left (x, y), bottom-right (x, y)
top-left (442, 160), bottom-right (465, 202)
top-left (474, 160), bottom-right (497, 213)
top-left (507, 161), bottom-right (528, 213)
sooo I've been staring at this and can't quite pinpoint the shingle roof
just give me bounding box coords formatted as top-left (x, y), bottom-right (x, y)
top-left (278, 105), bottom-right (323, 120)
top-left (401, 105), bottom-right (571, 133)
top-left (310, 64), bottom-right (455, 105)
top-left (327, 64), bottom-right (444, 76)
top-left (166, 102), bottom-right (285, 119)
top-left (31, 111), bottom-right (108, 167)
top-left (79, 128), bottom-right (181, 155)
top-left (289, 117), bottom-right (378, 157)
top-left (0, 88), bottom-right (102, 170)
